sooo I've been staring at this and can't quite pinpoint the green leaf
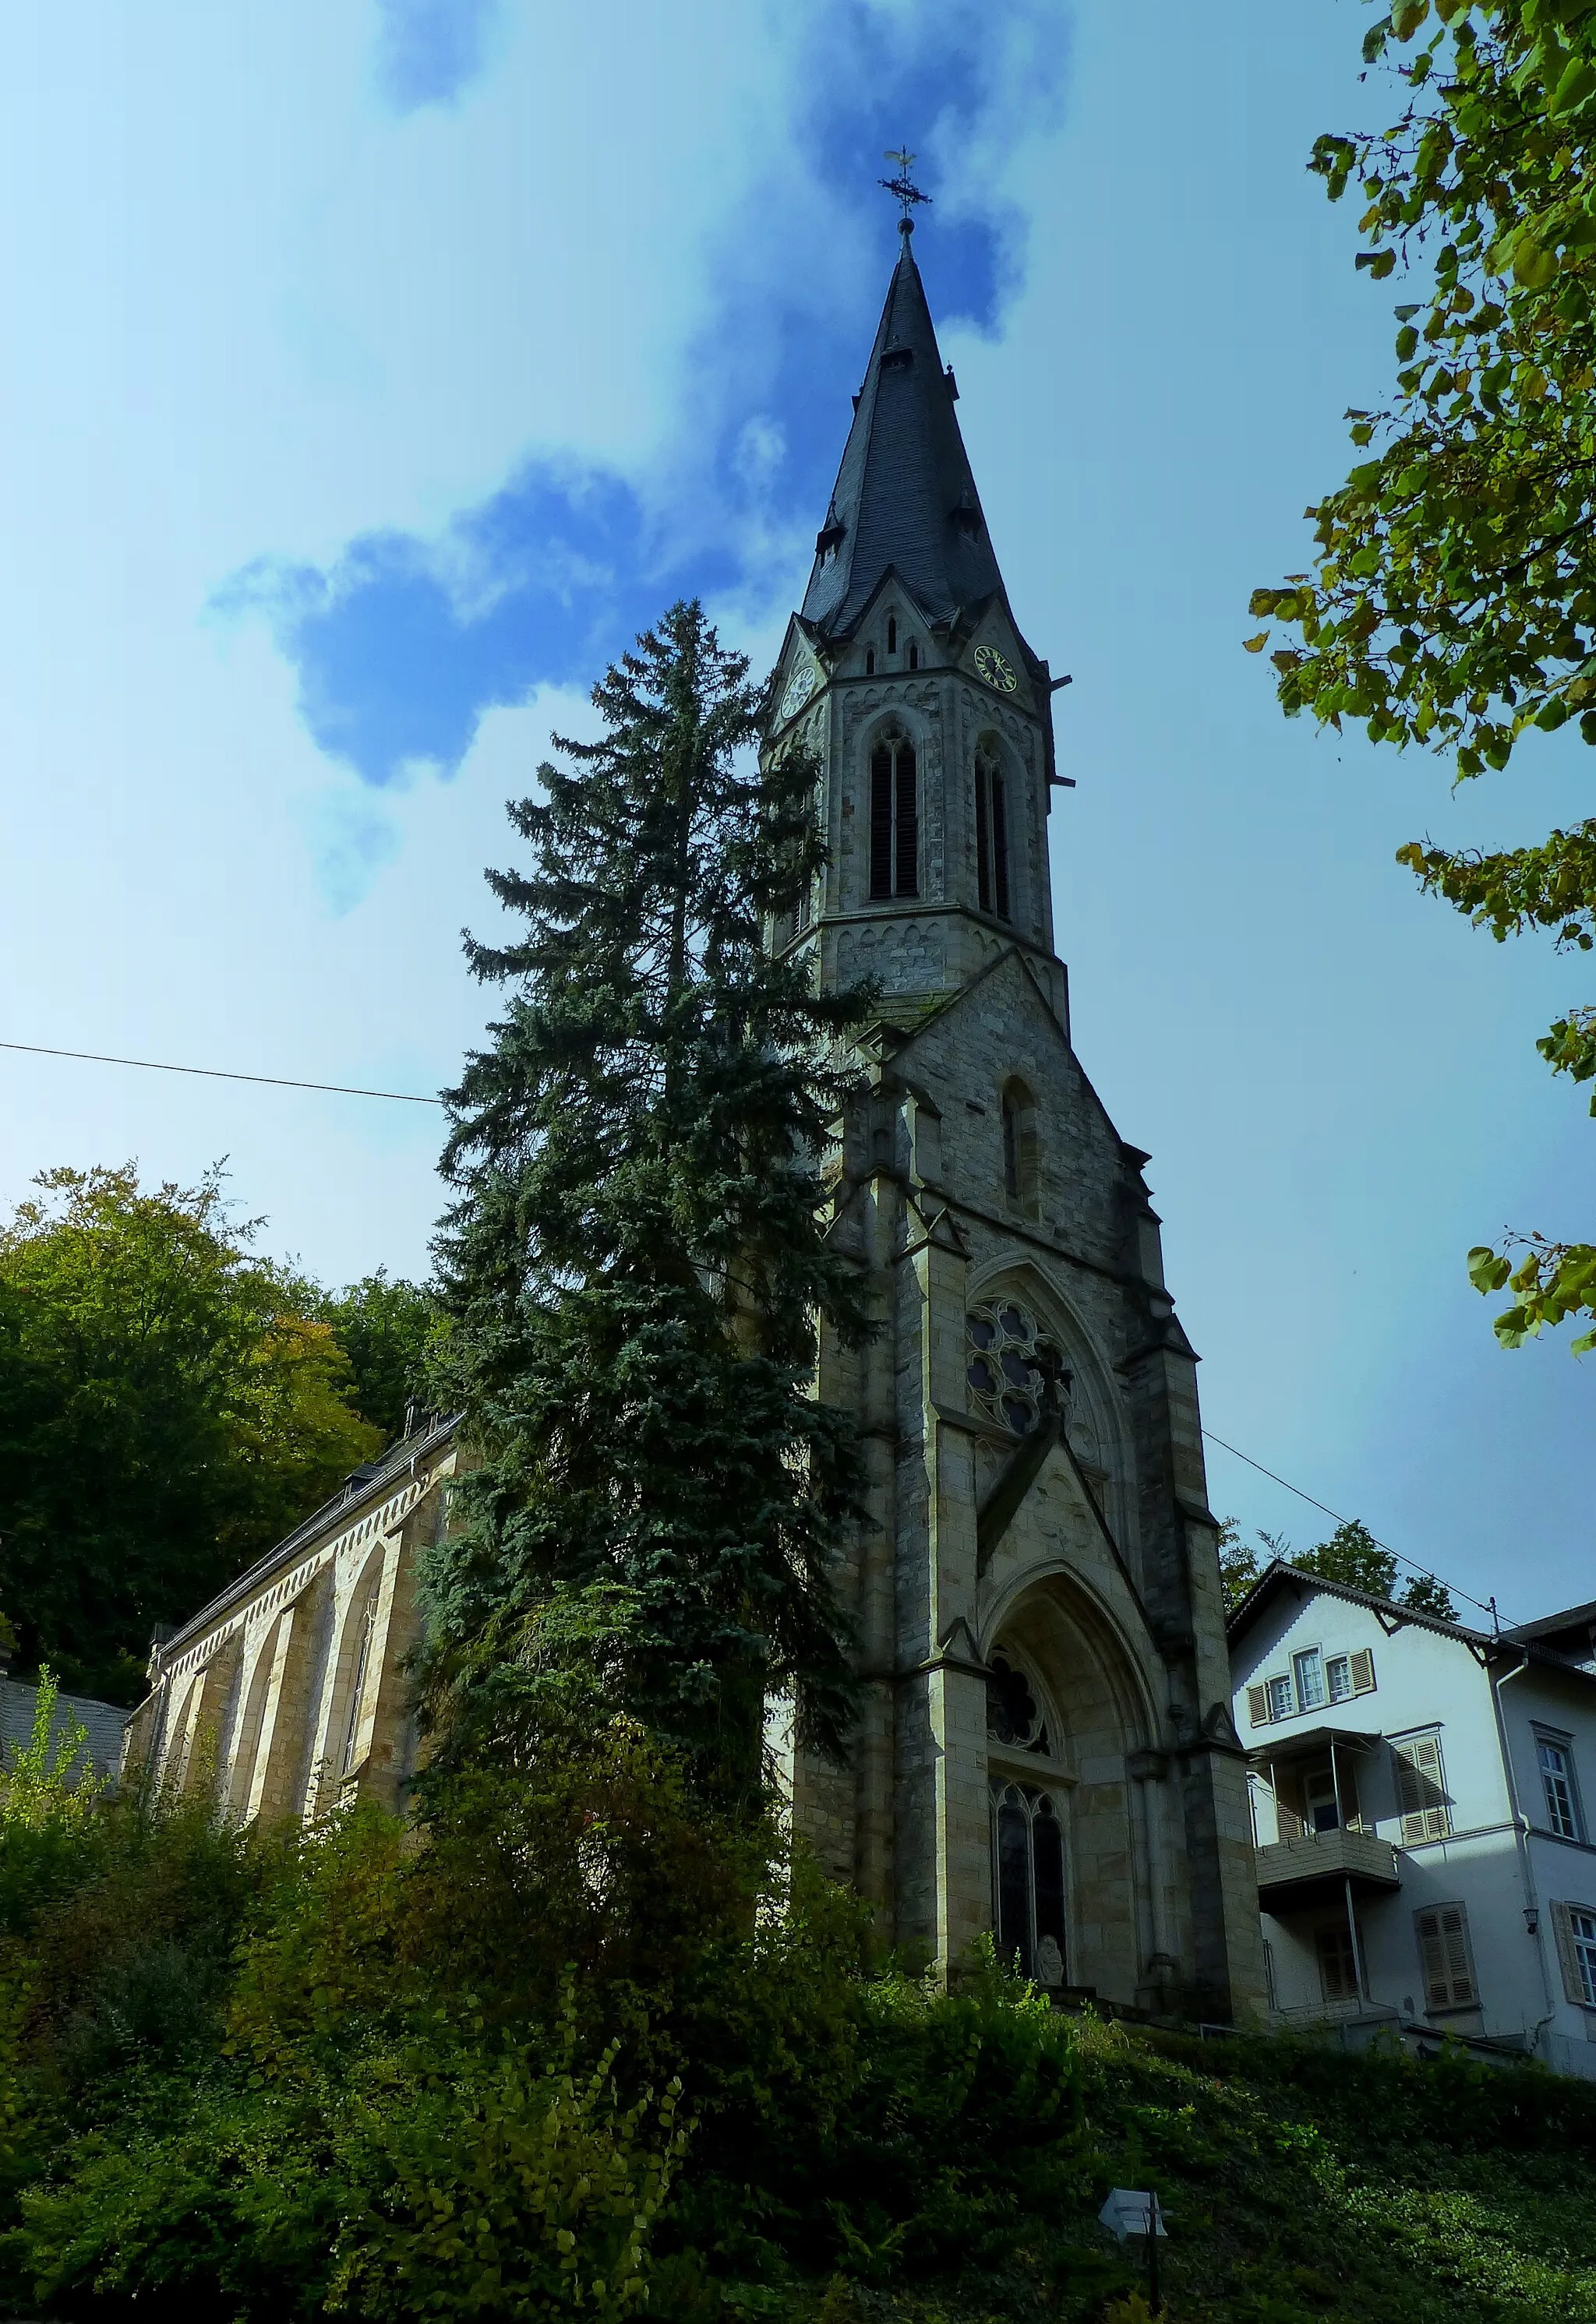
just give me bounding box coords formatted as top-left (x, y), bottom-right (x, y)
top-left (1513, 236), bottom-right (1559, 287)
top-left (1391, 0), bottom-right (1429, 35)
top-left (1552, 56), bottom-right (1596, 114)
top-left (1467, 1246), bottom-right (1512, 1293)
top-left (1242, 633), bottom-right (1269, 653)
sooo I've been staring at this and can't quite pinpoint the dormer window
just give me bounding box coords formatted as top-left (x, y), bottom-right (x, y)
top-left (887, 615), bottom-right (898, 655)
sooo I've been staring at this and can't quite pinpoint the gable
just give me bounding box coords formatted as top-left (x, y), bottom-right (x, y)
top-left (890, 947), bottom-right (1149, 1261)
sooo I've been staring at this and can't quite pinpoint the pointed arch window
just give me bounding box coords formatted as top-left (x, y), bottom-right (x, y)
top-left (341, 1585), bottom-right (380, 1776)
top-left (993, 1782), bottom-right (1068, 1987)
top-left (1001, 1079), bottom-right (1040, 1218)
top-left (908, 640), bottom-right (919, 670)
top-left (974, 744), bottom-right (1010, 919)
top-left (887, 614), bottom-right (898, 655)
top-left (869, 732), bottom-right (918, 899)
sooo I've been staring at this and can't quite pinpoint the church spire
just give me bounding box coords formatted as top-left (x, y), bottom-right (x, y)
top-left (800, 227), bottom-right (1008, 642)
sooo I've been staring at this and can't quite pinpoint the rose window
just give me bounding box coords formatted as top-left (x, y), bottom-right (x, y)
top-left (987, 1650), bottom-right (1049, 1754)
top-left (966, 1301), bottom-right (1061, 1436)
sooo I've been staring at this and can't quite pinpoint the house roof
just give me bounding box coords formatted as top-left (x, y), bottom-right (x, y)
top-left (154, 1411), bottom-right (461, 1672)
top-left (1503, 1598), bottom-right (1596, 1649)
top-left (1226, 1558), bottom-right (1596, 1686)
top-left (799, 224), bottom-right (1012, 643)
top-left (1, 1677), bottom-right (126, 1783)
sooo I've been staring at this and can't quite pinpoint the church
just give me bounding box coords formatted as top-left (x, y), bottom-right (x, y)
top-left (125, 217), bottom-right (1266, 2028)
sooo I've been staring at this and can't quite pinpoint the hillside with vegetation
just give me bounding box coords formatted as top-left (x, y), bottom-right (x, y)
top-left (3, 1691), bottom-right (1595, 2324)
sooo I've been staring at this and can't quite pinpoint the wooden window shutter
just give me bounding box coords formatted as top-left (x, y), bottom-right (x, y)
top-left (1349, 1649), bottom-right (1376, 1695)
top-left (1552, 1896), bottom-right (1596, 2008)
top-left (1550, 1901), bottom-right (1594, 2007)
top-left (1395, 1734), bottom-right (1451, 1843)
top-left (1246, 1684), bottom-right (1269, 1728)
top-left (1414, 1903), bottom-right (1476, 2008)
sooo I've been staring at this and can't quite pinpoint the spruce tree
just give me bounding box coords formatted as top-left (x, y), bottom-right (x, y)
top-left (425, 602), bottom-right (873, 1807)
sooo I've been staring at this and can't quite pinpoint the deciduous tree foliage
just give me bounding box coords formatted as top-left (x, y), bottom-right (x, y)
top-left (425, 601), bottom-right (874, 1809)
top-left (0, 1166), bottom-right (392, 1702)
top-left (301, 1268), bottom-right (441, 1441)
top-left (1218, 1516), bottom-right (1457, 1618)
top-left (1246, 0), bottom-right (1596, 1350)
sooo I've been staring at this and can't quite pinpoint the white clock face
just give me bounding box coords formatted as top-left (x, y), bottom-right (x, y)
top-left (973, 643), bottom-right (1018, 693)
top-left (780, 662), bottom-right (816, 721)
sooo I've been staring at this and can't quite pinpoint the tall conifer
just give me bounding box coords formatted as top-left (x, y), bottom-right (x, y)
top-left (426, 602), bottom-right (872, 1805)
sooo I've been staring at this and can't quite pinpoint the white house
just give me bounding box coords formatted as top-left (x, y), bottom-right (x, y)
top-left (1229, 1562), bottom-right (1596, 2078)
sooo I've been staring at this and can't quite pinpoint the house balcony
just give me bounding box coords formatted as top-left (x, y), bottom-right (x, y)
top-left (1255, 1825), bottom-right (1401, 1916)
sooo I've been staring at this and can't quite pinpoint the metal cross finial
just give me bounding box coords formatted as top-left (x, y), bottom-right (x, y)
top-left (879, 146), bottom-right (931, 227)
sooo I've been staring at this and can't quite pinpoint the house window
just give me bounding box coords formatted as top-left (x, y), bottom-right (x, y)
top-left (1316, 1921), bottom-right (1361, 2003)
top-left (1394, 1733), bottom-right (1452, 1843)
top-left (908, 640), bottom-right (919, 669)
top-left (973, 745), bottom-right (1010, 919)
top-left (866, 647), bottom-right (876, 675)
top-left (1248, 1647), bottom-right (1375, 1728)
top-left (887, 614), bottom-right (898, 654)
top-left (1414, 1902), bottom-right (1478, 2010)
top-left (1301, 1764), bottom-right (1344, 1835)
top-left (993, 1783), bottom-right (1068, 1986)
top-left (1294, 1648), bottom-right (1327, 1712)
top-left (1537, 1734), bottom-right (1584, 1841)
top-left (1554, 1902), bottom-right (1596, 2006)
top-left (869, 732), bottom-right (918, 899)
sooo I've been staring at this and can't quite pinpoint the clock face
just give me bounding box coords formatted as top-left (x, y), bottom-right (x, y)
top-left (780, 662), bottom-right (816, 721)
top-left (973, 643), bottom-right (1018, 693)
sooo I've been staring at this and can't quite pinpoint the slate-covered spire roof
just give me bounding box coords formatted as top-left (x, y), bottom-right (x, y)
top-left (800, 224), bottom-right (1008, 640)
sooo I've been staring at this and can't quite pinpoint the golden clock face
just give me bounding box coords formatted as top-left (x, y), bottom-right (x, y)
top-left (973, 643), bottom-right (1018, 693)
top-left (780, 662), bottom-right (816, 721)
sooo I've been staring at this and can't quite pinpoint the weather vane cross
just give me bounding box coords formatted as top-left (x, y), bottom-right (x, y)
top-left (879, 146), bottom-right (930, 225)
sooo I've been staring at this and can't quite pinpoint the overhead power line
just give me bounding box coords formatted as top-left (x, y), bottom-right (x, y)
top-left (1202, 1426), bottom-right (1503, 1627)
top-left (0, 1039), bottom-right (444, 1106)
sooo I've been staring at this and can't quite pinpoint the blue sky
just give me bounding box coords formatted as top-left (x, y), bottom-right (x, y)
top-left (0, 0), bottom-right (1588, 1620)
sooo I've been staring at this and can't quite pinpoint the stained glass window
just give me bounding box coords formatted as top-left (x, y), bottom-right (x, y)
top-left (966, 1300), bottom-right (1060, 1435)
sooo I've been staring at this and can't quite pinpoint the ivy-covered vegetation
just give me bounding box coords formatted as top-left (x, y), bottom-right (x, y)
top-left (5, 1686), bottom-right (1596, 2323)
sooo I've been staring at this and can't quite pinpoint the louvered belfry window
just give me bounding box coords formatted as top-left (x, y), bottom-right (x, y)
top-left (974, 746), bottom-right (1010, 919)
top-left (870, 732), bottom-right (918, 899)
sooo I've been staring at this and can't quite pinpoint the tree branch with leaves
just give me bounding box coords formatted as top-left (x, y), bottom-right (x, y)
top-left (1246, 0), bottom-right (1596, 1350)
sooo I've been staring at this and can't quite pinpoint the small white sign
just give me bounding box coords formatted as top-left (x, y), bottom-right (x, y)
top-left (1099, 2188), bottom-right (1166, 2242)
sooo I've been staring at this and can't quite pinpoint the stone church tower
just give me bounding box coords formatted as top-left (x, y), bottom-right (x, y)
top-left (766, 220), bottom-right (1266, 2023)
